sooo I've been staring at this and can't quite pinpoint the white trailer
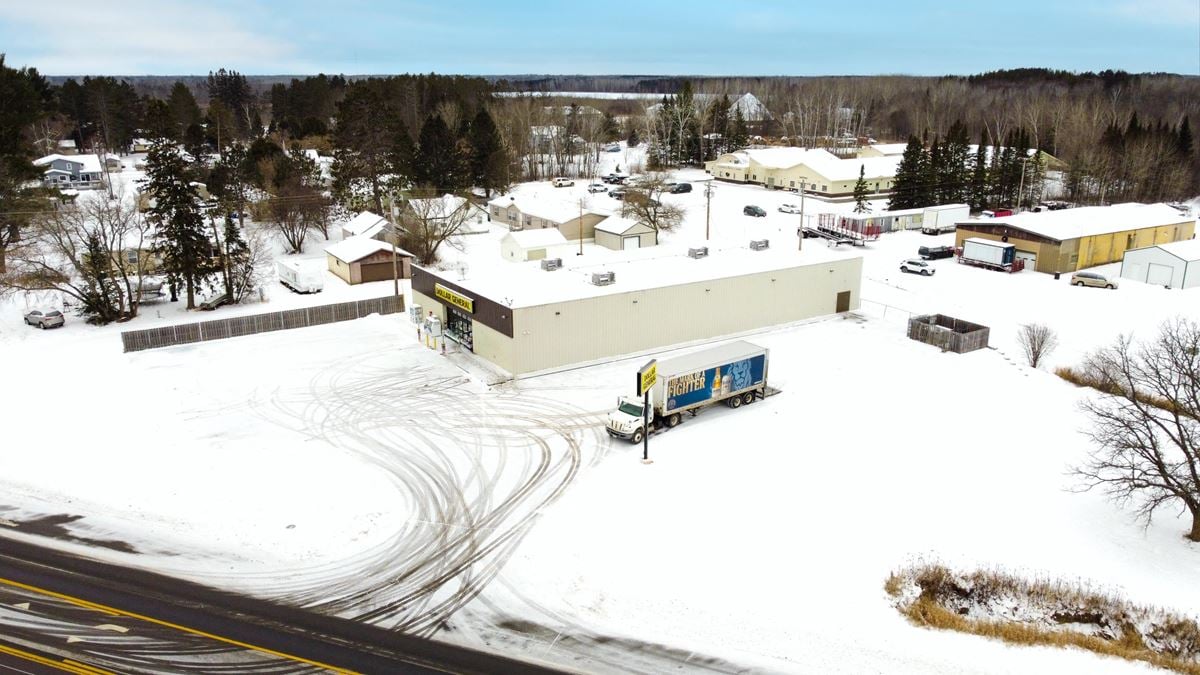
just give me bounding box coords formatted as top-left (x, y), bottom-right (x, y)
top-left (959, 237), bottom-right (1018, 272)
top-left (277, 259), bottom-right (324, 294)
top-left (921, 203), bottom-right (969, 234)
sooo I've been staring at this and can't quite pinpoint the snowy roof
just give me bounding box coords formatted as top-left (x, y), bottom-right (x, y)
top-left (1134, 238), bottom-right (1200, 262)
top-left (503, 228), bottom-right (568, 248)
top-left (868, 143), bottom-right (907, 156)
top-left (342, 211), bottom-right (388, 236)
top-left (407, 194), bottom-right (481, 216)
top-left (324, 236), bottom-right (411, 263)
top-left (595, 215), bottom-right (650, 235)
top-left (487, 194), bottom-right (605, 224)
top-left (34, 153), bottom-right (103, 173)
top-left (981, 203), bottom-right (1195, 242)
top-left (417, 242), bottom-right (857, 310)
top-left (57, 139), bottom-right (76, 149)
top-left (732, 148), bottom-right (903, 181)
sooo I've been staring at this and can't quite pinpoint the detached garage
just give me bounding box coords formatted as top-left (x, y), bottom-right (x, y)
top-left (1121, 239), bottom-right (1200, 289)
top-left (326, 237), bottom-right (413, 285)
top-left (501, 228), bottom-right (569, 261)
top-left (595, 216), bottom-right (658, 251)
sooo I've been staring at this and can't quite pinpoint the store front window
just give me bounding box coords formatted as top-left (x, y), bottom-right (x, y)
top-left (445, 307), bottom-right (474, 351)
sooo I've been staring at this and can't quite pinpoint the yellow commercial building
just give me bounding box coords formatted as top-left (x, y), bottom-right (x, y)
top-left (704, 147), bottom-right (901, 198)
top-left (954, 203), bottom-right (1196, 274)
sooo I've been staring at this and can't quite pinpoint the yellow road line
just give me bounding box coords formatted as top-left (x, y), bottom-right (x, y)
top-left (62, 658), bottom-right (117, 675)
top-left (0, 576), bottom-right (355, 674)
top-left (0, 642), bottom-right (101, 674)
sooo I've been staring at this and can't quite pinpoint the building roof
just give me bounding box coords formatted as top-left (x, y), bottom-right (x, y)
top-left (980, 203), bottom-right (1195, 242)
top-left (34, 153), bottom-right (103, 174)
top-left (417, 241), bottom-right (857, 310)
top-left (57, 139), bottom-right (77, 149)
top-left (324, 236), bottom-right (411, 263)
top-left (867, 143), bottom-right (908, 156)
top-left (728, 148), bottom-right (903, 182)
top-left (342, 211), bottom-right (388, 237)
top-left (1132, 238), bottom-right (1200, 262)
top-left (595, 215), bottom-right (652, 235)
top-left (487, 194), bottom-right (606, 224)
top-left (407, 194), bottom-right (481, 216)
top-left (503, 228), bottom-right (569, 248)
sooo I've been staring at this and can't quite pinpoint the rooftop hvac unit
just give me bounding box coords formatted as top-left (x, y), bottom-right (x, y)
top-left (750, 239), bottom-right (770, 251)
top-left (541, 258), bottom-right (563, 271)
top-left (688, 246), bottom-right (709, 259)
top-left (591, 271), bottom-right (616, 286)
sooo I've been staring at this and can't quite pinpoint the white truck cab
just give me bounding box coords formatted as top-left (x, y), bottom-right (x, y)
top-left (606, 397), bottom-right (647, 443)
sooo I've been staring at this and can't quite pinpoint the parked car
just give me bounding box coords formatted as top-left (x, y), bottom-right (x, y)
top-left (1070, 271), bottom-right (1118, 289)
top-left (24, 309), bottom-right (65, 329)
top-left (743, 205), bottom-right (767, 217)
top-left (918, 245), bottom-right (955, 260)
top-left (900, 259), bottom-right (935, 276)
top-left (669, 182), bottom-right (692, 193)
top-left (610, 189), bottom-right (627, 200)
top-left (778, 203), bottom-right (802, 214)
top-left (551, 177), bottom-right (575, 187)
top-left (605, 144), bottom-right (621, 152)
top-left (587, 183), bottom-right (607, 193)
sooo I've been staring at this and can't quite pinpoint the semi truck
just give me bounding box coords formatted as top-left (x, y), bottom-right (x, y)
top-left (277, 259), bottom-right (324, 294)
top-left (606, 341), bottom-right (770, 444)
top-left (958, 237), bottom-right (1022, 272)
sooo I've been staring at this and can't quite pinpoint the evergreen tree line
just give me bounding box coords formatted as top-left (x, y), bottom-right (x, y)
top-left (888, 123), bottom-right (1049, 212)
top-left (645, 82), bottom-right (749, 169)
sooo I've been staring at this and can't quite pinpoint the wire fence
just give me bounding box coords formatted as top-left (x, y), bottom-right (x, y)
top-left (120, 295), bottom-right (405, 353)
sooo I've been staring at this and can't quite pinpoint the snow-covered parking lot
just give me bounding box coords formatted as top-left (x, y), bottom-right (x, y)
top-left (3, 166), bottom-right (1199, 672)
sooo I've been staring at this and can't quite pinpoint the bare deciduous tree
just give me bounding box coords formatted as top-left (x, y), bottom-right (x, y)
top-left (1074, 318), bottom-right (1200, 541)
top-left (621, 172), bottom-right (685, 234)
top-left (1018, 323), bottom-right (1059, 368)
top-left (397, 190), bottom-right (474, 265)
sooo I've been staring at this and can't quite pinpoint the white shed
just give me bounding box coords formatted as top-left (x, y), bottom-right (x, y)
top-left (594, 216), bottom-right (658, 251)
top-left (501, 228), bottom-right (569, 261)
top-left (1120, 239), bottom-right (1200, 289)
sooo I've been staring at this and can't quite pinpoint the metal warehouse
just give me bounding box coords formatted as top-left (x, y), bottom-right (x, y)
top-left (955, 203), bottom-right (1195, 274)
top-left (1120, 238), bottom-right (1200, 289)
top-left (411, 244), bottom-right (863, 376)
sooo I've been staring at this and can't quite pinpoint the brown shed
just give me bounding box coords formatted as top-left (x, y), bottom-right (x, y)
top-left (325, 237), bottom-right (414, 285)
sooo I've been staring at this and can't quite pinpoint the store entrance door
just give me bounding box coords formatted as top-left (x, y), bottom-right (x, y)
top-left (445, 307), bottom-right (474, 352)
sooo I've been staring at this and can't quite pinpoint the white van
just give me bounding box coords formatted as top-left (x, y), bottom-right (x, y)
top-left (277, 260), bottom-right (324, 294)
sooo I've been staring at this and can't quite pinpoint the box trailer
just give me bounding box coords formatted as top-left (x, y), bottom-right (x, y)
top-left (959, 237), bottom-right (1023, 272)
top-left (921, 203), bottom-right (969, 234)
top-left (606, 341), bottom-right (769, 444)
top-left (277, 259), bottom-right (324, 294)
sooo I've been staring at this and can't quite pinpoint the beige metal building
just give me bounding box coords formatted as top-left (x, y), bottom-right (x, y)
top-left (594, 216), bottom-right (658, 251)
top-left (412, 245), bottom-right (862, 376)
top-left (955, 203), bottom-right (1196, 273)
top-left (704, 147), bottom-right (901, 197)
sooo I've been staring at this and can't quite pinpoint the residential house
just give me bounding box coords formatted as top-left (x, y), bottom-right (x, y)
top-left (401, 194), bottom-right (489, 235)
top-left (486, 194), bottom-right (610, 240)
top-left (340, 211), bottom-right (389, 240)
top-left (56, 139), bottom-right (78, 154)
top-left (34, 154), bottom-right (105, 190)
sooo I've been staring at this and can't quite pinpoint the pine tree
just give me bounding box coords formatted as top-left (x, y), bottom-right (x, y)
top-left (1177, 116), bottom-right (1194, 156)
top-left (627, 125), bottom-right (640, 148)
top-left (969, 130), bottom-right (990, 210)
top-left (730, 106), bottom-right (749, 150)
top-left (468, 108), bottom-right (507, 197)
top-left (889, 136), bottom-right (925, 210)
top-left (853, 165), bottom-right (870, 213)
top-left (145, 140), bottom-right (217, 309)
top-left (941, 120), bottom-right (971, 204)
top-left (416, 114), bottom-right (462, 192)
top-left (222, 215), bottom-right (252, 301)
top-left (922, 139), bottom-right (941, 208)
top-left (167, 81), bottom-right (201, 139)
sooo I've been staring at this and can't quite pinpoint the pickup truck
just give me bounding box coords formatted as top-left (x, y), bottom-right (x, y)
top-left (918, 245), bottom-right (955, 260)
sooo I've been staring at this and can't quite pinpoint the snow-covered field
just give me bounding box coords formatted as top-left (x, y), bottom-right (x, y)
top-left (3, 157), bottom-right (1199, 674)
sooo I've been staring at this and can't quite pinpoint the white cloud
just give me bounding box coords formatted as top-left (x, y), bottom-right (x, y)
top-left (0, 1), bottom-right (301, 74)
top-left (1107, 0), bottom-right (1200, 25)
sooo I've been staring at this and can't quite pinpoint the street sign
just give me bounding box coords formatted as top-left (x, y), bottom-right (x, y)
top-left (637, 359), bottom-right (657, 396)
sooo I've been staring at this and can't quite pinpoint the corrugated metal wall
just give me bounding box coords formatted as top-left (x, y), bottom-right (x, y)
top-left (508, 257), bottom-right (863, 374)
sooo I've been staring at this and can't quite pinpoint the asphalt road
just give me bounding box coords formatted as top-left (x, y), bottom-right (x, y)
top-left (0, 536), bottom-right (568, 674)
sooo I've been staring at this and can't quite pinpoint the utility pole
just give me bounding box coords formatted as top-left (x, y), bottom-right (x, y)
top-left (578, 198), bottom-right (584, 255)
top-left (704, 182), bottom-right (714, 240)
top-left (797, 175), bottom-right (807, 252)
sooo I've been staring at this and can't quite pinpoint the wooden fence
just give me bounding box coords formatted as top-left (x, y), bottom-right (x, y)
top-left (907, 314), bottom-right (990, 354)
top-left (120, 295), bottom-right (404, 353)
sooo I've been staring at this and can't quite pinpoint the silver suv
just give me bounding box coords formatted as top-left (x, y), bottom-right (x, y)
top-left (1070, 271), bottom-right (1118, 289)
top-left (24, 309), bottom-right (65, 329)
top-left (900, 259), bottom-right (935, 276)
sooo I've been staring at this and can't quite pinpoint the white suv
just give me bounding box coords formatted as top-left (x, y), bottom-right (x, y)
top-left (900, 259), bottom-right (935, 276)
top-left (551, 177), bottom-right (575, 187)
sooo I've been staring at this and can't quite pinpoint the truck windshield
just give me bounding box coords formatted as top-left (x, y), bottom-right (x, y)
top-left (618, 402), bottom-right (644, 417)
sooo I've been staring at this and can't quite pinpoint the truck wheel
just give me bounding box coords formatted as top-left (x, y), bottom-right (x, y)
top-left (728, 395), bottom-right (742, 409)
top-left (666, 413), bottom-right (681, 428)
top-left (631, 428), bottom-right (644, 444)
top-left (741, 392), bottom-right (754, 405)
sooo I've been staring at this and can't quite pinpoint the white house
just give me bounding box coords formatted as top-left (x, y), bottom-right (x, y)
top-left (486, 194), bottom-right (611, 240)
top-left (1120, 238), bottom-right (1200, 289)
top-left (500, 228), bottom-right (569, 262)
top-left (403, 194), bottom-right (490, 234)
top-left (340, 211), bottom-right (389, 240)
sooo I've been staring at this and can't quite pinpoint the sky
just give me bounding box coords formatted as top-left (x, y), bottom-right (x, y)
top-left (0, 0), bottom-right (1197, 77)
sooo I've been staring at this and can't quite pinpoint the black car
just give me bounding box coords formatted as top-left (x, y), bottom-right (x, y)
top-left (610, 189), bottom-right (627, 200)
top-left (743, 205), bottom-right (767, 217)
top-left (918, 245), bottom-right (955, 260)
top-left (669, 183), bottom-right (692, 193)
